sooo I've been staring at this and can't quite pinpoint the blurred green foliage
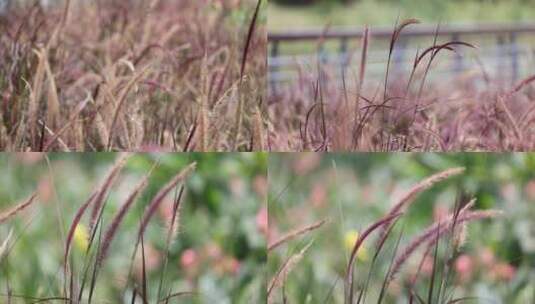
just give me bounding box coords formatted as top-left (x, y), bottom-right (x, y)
top-left (0, 153), bottom-right (267, 304)
top-left (269, 0), bottom-right (535, 30)
top-left (269, 153), bottom-right (535, 303)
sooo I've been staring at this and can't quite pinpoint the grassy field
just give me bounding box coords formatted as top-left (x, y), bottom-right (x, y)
top-left (268, 153), bottom-right (535, 303)
top-left (0, 153), bottom-right (267, 303)
top-left (267, 15), bottom-right (535, 152)
top-left (0, 0), bottom-right (267, 151)
top-left (269, 0), bottom-right (535, 30)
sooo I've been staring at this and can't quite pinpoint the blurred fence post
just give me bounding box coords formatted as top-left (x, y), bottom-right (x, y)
top-left (339, 37), bottom-right (349, 64)
top-left (497, 35), bottom-right (506, 79)
top-left (318, 43), bottom-right (328, 89)
top-left (393, 37), bottom-right (408, 74)
top-left (510, 32), bottom-right (519, 82)
top-left (452, 33), bottom-right (464, 73)
top-left (339, 37), bottom-right (349, 82)
top-left (270, 40), bottom-right (279, 95)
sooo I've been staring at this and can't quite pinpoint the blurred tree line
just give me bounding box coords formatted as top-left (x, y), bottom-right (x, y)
top-left (273, 0), bottom-right (535, 6)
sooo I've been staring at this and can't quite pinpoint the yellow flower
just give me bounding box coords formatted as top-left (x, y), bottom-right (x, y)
top-left (344, 230), bottom-right (369, 262)
top-left (73, 224), bottom-right (89, 252)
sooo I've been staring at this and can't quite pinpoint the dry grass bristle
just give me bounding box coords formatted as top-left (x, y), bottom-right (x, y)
top-left (89, 153), bottom-right (131, 231)
top-left (376, 167), bottom-right (465, 247)
top-left (97, 174), bottom-right (150, 266)
top-left (268, 219), bottom-right (326, 252)
top-left (138, 162), bottom-right (196, 239)
top-left (0, 193), bottom-right (37, 224)
top-left (388, 167), bottom-right (465, 217)
top-left (252, 106), bottom-right (265, 151)
top-left (267, 241), bottom-right (314, 304)
top-left (345, 212), bottom-right (402, 304)
top-left (0, 229), bottom-right (14, 264)
top-left (388, 209), bottom-right (503, 283)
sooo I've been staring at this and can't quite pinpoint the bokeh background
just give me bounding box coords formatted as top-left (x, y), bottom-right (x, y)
top-left (0, 153), bottom-right (267, 304)
top-left (269, 153), bottom-right (535, 303)
top-left (269, 0), bottom-right (535, 30)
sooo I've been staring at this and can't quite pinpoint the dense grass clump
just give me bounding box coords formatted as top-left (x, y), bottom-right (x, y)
top-left (0, 0), bottom-right (267, 151)
top-left (268, 166), bottom-right (503, 303)
top-left (268, 154), bottom-right (533, 303)
top-left (0, 153), bottom-right (267, 303)
top-left (268, 20), bottom-right (535, 152)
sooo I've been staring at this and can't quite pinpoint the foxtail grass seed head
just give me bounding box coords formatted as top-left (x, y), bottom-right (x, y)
top-left (0, 193), bottom-right (37, 224)
top-left (389, 209), bottom-right (503, 283)
top-left (98, 176), bottom-right (149, 266)
top-left (0, 229), bottom-right (14, 264)
top-left (268, 219), bottom-right (326, 252)
top-left (252, 106), bottom-right (265, 151)
top-left (138, 162), bottom-right (196, 239)
top-left (268, 241), bottom-right (313, 304)
top-left (389, 167), bottom-right (465, 216)
top-left (89, 153), bottom-right (131, 231)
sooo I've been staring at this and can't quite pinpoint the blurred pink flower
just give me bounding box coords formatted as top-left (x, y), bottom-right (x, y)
top-left (37, 176), bottom-right (53, 204)
top-left (253, 175), bottom-right (267, 199)
top-left (500, 183), bottom-right (518, 202)
top-left (15, 153), bottom-right (44, 165)
top-left (525, 180), bottom-right (535, 201)
top-left (309, 182), bottom-right (327, 208)
top-left (361, 185), bottom-right (372, 203)
top-left (292, 153), bottom-right (320, 175)
top-left (493, 263), bottom-right (516, 282)
top-left (222, 256), bottom-right (240, 275)
top-left (180, 248), bottom-right (201, 280)
top-left (256, 206), bottom-right (268, 236)
top-left (454, 254), bottom-right (474, 283)
top-left (205, 243), bottom-right (223, 260)
top-left (268, 225), bottom-right (280, 248)
top-left (180, 249), bottom-right (199, 269)
top-left (229, 177), bottom-right (245, 197)
top-left (478, 247), bottom-right (495, 268)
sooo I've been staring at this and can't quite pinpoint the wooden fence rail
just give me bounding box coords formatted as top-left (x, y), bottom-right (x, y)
top-left (268, 23), bottom-right (535, 88)
top-left (269, 23), bottom-right (535, 42)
